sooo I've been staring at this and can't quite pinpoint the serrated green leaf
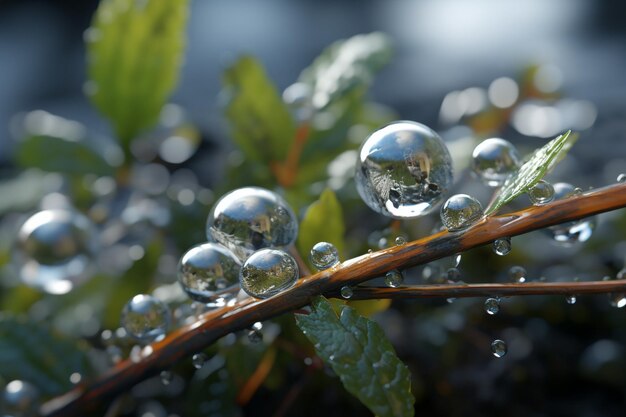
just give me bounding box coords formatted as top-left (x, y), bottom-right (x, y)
top-left (299, 32), bottom-right (393, 109)
top-left (485, 130), bottom-right (578, 215)
top-left (223, 56), bottom-right (296, 163)
top-left (0, 314), bottom-right (93, 396)
top-left (87, 0), bottom-right (188, 146)
top-left (295, 296), bottom-right (414, 417)
top-left (297, 188), bottom-right (345, 271)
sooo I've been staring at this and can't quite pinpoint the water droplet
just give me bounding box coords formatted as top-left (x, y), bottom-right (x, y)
top-left (309, 242), bottom-right (340, 270)
top-left (384, 270), bottom-right (404, 288)
top-left (69, 372), bottom-right (82, 384)
top-left (206, 187), bottom-right (298, 261)
top-left (609, 293), bottom-right (626, 308)
top-left (367, 249), bottom-right (373, 254)
top-left (160, 370), bottom-right (173, 385)
top-left (573, 187), bottom-right (583, 195)
top-left (618, 269), bottom-right (626, 280)
top-left (509, 266), bottom-right (527, 283)
top-left (446, 297), bottom-right (456, 304)
top-left (471, 138), bottom-right (521, 187)
top-left (177, 243), bottom-right (241, 303)
top-left (566, 295), bottom-right (577, 305)
top-left (493, 237), bottom-right (511, 256)
top-left (340, 286), bottom-right (353, 299)
top-left (491, 339), bottom-right (507, 358)
top-left (617, 173), bottom-right (626, 183)
top-left (440, 194), bottom-right (484, 232)
top-left (192, 353), bottom-right (208, 369)
top-left (239, 249), bottom-right (299, 299)
top-left (248, 329), bottom-right (263, 343)
top-left (484, 298), bottom-right (500, 315)
top-left (121, 294), bottom-right (170, 342)
top-left (395, 236), bottom-right (407, 246)
top-left (528, 180), bottom-right (555, 205)
top-left (543, 183), bottom-right (596, 246)
top-left (1, 380), bottom-right (40, 416)
top-left (355, 121), bottom-right (453, 218)
top-left (16, 209), bottom-right (98, 294)
top-left (446, 267), bottom-right (461, 281)
top-left (251, 321), bottom-right (263, 331)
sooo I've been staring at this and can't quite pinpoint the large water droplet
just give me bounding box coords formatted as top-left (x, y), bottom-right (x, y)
top-left (384, 270), bottom-right (403, 288)
top-left (309, 242), bottom-right (340, 270)
top-left (206, 187), bottom-right (298, 261)
top-left (491, 339), bottom-right (507, 358)
top-left (121, 294), bottom-right (170, 342)
top-left (493, 237), bottom-right (512, 256)
top-left (471, 138), bottom-right (521, 187)
top-left (177, 243), bottom-right (241, 304)
top-left (355, 121), bottom-right (453, 218)
top-left (16, 209), bottom-right (98, 294)
top-left (340, 286), bottom-right (353, 299)
top-left (543, 183), bottom-right (596, 246)
top-left (1, 380), bottom-right (40, 416)
top-left (484, 298), bottom-right (500, 315)
top-left (528, 180), bottom-right (555, 205)
top-left (509, 266), bottom-right (527, 283)
top-left (239, 249), bottom-right (298, 299)
top-left (440, 194), bottom-right (484, 232)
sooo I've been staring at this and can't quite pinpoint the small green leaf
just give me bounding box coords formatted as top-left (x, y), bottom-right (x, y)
top-left (223, 56), bottom-right (296, 163)
top-left (298, 32), bottom-right (393, 109)
top-left (87, 0), bottom-right (189, 146)
top-left (295, 296), bottom-right (414, 417)
top-left (297, 188), bottom-right (345, 270)
top-left (485, 130), bottom-right (578, 215)
top-left (0, 314), bottom-right (94, 396)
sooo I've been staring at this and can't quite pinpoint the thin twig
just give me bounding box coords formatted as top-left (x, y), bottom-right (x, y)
top-left (41, 182), bottom-right (626, 417)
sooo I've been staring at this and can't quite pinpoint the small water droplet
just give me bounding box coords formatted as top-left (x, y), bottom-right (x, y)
top-left (528, 180), bottom-right (555, 205)
top-left (484, 298), bottom-right (500, 315)
top-left (544, 183), bottom-right (596, 246)
top-left (446, 297), bottom-right (456, 304)
top-left (617, 268), bottom-right (626, 280)
top-left (471, 138), bottom-right (521, 187)
top-left (340, 286), bottom-right (353, 299)
top-left (617, 173), bottom-right (626, 183)
top-left (509, 266), bottom-right (527, 283)
top-left (160, 370), bottom-right (173, 385)
top-left (192, 353), bottom-right (208, 369)
top-left (573, 187), bottom-right (583, 195)
top-left (609, 293), bottom-right (626, 308)
top-left (384, 270), bottom-right (404, 288)
top-left (491, 339), bottom-right (507, 358)
top-left (493, 237), bottom-right (512, 256)
top-left (367, 249), bottom-right (373, 254)
top-left (251, 321), bottom-right (263, 331)
top-left (440, 194), bottom-right (484, 232)
top-left (239, 249), bottom-right (299, 299)
top-left (355, 121), bottom-right (453, 218)
top-left (447, 267), bottom-right (461, 281)
top-left (310, 242), bottom-right (340, 270)
top-left (248, 329), bottom-right (263, 343)
top-left (395, 236), bottom-right (407, 246)
top-left (121, 294), bottom-right (170, 342)
top-left (2, 380), bottom-right (40, 415)
top-left (566, 295), bottom-right (577, 305)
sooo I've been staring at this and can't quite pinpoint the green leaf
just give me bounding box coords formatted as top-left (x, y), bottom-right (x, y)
top-left (0, 170), bottom-right (48, 215)
top-left (87, 0), bottom-right (189, 146)
top-left (223, 56), bottom-right (296, 163)
top-left (295, 296), bottom-right (414, 417)
top-left (297, 188), bottom-right (345, 270)
top-left (485, 130), bottom-right (578, 215)
top-left (0, 314), bottom-right (94, 396)
top-left (298, 32), bottom-right (393, 109)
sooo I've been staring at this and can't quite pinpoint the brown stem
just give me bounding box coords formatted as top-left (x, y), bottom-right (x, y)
top-left (41, 182), bottom-right (626, 417)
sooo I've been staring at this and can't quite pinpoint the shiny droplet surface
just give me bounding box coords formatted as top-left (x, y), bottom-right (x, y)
top-left (177, 243), bottom-right (241, 303)
top-left (493, 237), bottom-right (512, 256)
top-left (355, 121), bottom-right (453, 218)
top-left (1, 380), bottom-right (40, 416)
top-left (484, 298), bottom-right (500, 315)
top-left (16, 209), bottom-right (98, 294)
top-left (239, 249), bottom-right (298, 299)
top-left (121, 294), bottom-right (170, 342)
top-left (440, 194), bottom-right (484, 232)
top-left (566, 295), bottom-right (577, 305)
top-left (340, 286), bottom-right (353, 299)
top-left (471, 138), bottom-right (521, 187)
top-left (395, 236), bottom-right (407, 246)
top-left (609, 293), bottom-right (626, 308)
top-left (528, 180), bottom-right (555, 205)
top-left (491, 339), bottom-right (507, 358)
top-left (509, 266), bottom-right (527, 283)
top-left (384, 270), bottom-right (404, 288)
top-left (192, 353), bottom-right (208, 369)
top-left (543, 183), bottom-right (596, 246)
top-left (309, 242), bottom-right (340, 270)
top-left (206, 187), bottom-right (298, 261)
top-left (248, 329), bottom-right (263, 343)
top-left (617, 173), bottom-right (626, 183)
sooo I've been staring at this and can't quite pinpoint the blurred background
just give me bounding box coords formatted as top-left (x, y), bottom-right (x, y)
top-left (1, 1), bottom-right (626, 416)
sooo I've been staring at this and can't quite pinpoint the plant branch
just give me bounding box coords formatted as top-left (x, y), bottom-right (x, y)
top-left (41, 182), bottom-right (626, 417)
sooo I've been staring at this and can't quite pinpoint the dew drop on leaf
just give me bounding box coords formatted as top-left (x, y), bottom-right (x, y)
top-left (239, 249), bottom-right (299, 299)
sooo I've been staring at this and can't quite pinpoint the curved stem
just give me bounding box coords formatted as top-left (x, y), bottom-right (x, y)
top-left (41, 182), bottom-right (626, 417)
